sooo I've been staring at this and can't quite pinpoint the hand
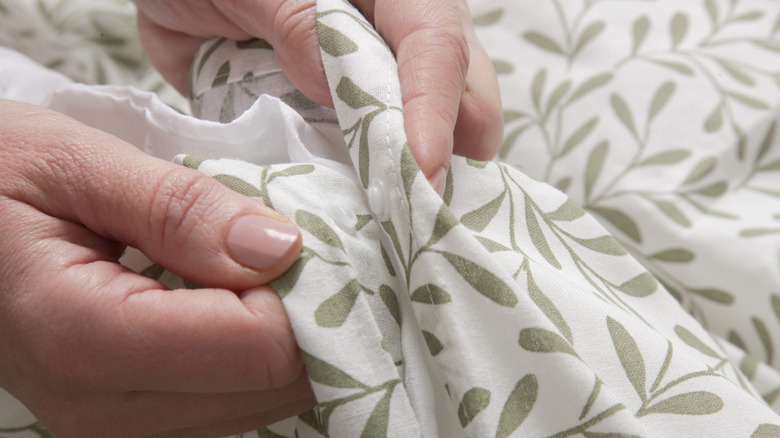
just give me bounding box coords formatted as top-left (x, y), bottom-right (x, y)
top-left (133, 0), bottom-right (503, 195)
top-left (0, 99), bottom-right (314, 437)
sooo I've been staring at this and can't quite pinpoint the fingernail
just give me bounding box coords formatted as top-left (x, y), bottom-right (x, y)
top-left (226, 215), bottom-right (300, 271)
top-left (429, 167), bottom-right (447, 197)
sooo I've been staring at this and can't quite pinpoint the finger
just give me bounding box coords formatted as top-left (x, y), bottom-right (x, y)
top-left (0, 200), bottom-right (303, 394)
top-left (3, 100), bottom-right (301, 290)
top-left (453, 26), bottom-right (503, 160)
top-left (136, 10), bottom-right (211, 94)
top-left (214, 0), bottom-right (333, 107)
top-left (151, 399), bottom-right (317, 438)
top-left (373, 0), bottom-right (472, 194)
top-left (114, 373), bottom-right (314, 436)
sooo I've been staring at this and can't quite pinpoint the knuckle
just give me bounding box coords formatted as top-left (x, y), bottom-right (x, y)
top-left (148, 169), bottom-right (218, 249)
top-left (273, 0), bottom-right (317, 46)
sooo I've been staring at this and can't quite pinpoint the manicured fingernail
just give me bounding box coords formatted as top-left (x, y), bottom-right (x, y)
top-left (429, 166), bottom-right (447, 197)
top-left (226, 215), bottom-right (300, 271)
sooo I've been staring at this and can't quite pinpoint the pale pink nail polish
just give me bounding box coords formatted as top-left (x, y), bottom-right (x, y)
top-left (226, 215), bottom-right (299, 271)
top-left (429, 166), bottom-right (447, 197)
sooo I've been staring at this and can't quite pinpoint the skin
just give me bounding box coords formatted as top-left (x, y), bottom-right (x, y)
top-left (134, 0), bottom-right (504, 192)
top-left (0, 0), bottom-right (503, 435)
top-left (0, 100), bottom-right (312, 437)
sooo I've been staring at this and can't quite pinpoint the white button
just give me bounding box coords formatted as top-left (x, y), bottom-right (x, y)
top-left (324, 200), bottom-right (358, 235)
top-left (368, 177), bottom-right (391, 221)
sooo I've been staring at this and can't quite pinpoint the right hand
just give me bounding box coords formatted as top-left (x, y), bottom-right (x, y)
top-left (0, 99), bottom-right (314, 437)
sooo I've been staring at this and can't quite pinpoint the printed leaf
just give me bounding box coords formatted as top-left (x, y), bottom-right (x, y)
top-left (379, 285), bottom-right (401, 325)
top-left (296, 210), bottom-right (344, 250)
top-left (236, 38), bottom-right (273, 50)
top-left (694, 181), bottom-right (728, 197)
top-left (181, 156), bottom-right (205, 169)
top-left (380, 244), bottom-right (396, 276)
top-left (314, 279), bottom-right (362, 327)
top-left (568, 73), bottom-right (613, 104)
top-left (736, 11), bottom-right (763, 22)
top-left (704, 104), bottom-right (724, 132)
top-left (476, 235), bottom-right (512, 252)
top-left (503, 110), bottom-right (528, 123)
top-left (689, 288), bottom-right (734, 304)
top-left (441, 251), bottom-right (518, 307)
top-left (571, 235), bottom-right (628, 256)
top-left (523, 31), bottom-right (564, 54)
top-left (741, 228), bottom-right (780, 237)
top-left (555, 177), bottom-right (573, 192)
top-left (574, 21), bottom-right (605, 55)
top-left (757, 122), bottom-right (776, 163)
top-left (643, 392), bottom-right (723, 416)
top-left (773, 295), bottom-right (780, 325)
top-left (675, 325), bottom-right (721, 358)
top-left (411, 284), bottom-right (452, 305)
top-left (213, 174), bottom-right (263, 197)
top-left (462, 191), bottom-right (506, 231)
top-left (753, 317), bottom-right (773, 364)
top-left (495, 375), bottom-right (538, 438)
top-left (727, 91), bottom-right (769, 109)
top-left (670, 13), bottom-right (688, 48)
top-left (492, 59), bottom-right (514, 74)
top-left (458, 387), bottom-right (491, 427)
top-left (650, 199), bottom-right (692, 227)
top-left (279, 164), bottom-right (315, 176)
top-left (617, 272), bottom-right (658, 297)
top-left (560, 117), bottom-right (599, 157)
top-left (716, 59), bottom-right (754, 86)
top-left (611, 95), bottom-right (638, 138)
top-left (649, 248), bottom-right (694, 263)
top-left (589, 206), bottom-right (642, 243)
top-left (639, 149), bottom-right (691, 166)
top-left (302, 350), bottom-right (367, 389)
top-left (519, 327), bottom-right (577, 357)
top-left (467, 158), bottom-right (489, 168)
top-left (705, 0), bottom-right (719, 25)
top-left (318, 23), bottom-right (358, 56)
top-left (423, 330), bottom-right (444, 356)
top-left (650, 59), bottom-right (694, 75)
top-left (648, 82), bottom-right (676, 122)
top-left (759, 158), bottom-right (780, 171)
top-left (528, 271), bottom-right (573, 343)
top-left (607, 317), bottom-right (647, 401)
top-left (444, 168), bottom-right (454, 206)
top-left (753, 424), bottom-right (780, 438)
top-left (473, 9), bottom-right (503, 26)
top-left (360, 385), bottom-right (393, 438)
top-left (400, 146), bottom-right (417, 199)
top-left (682, 157), bottom-right (717, 185)
top-left (140, 264), bottom-right (165, 280)
top-left (525, 197), bottom-right (562, 269)
top-left (531, 70), bottom-right (547, 111)
top-left (336, 76), bottom-right (384, 109)
top-left (212, 61), bottom-right (230, 87)
top-left (546, 80), bottom-right (572, 113)
top-left (632, 16), bottom-right (650, 53)
top-left (546, 198), bottom-right (586, 221)
top-left (272, 251), bottom-right (314, 298)
top-left (585, 141), bottom-right (609, 199)
top-left (428, 204), bottom-right (460, 245)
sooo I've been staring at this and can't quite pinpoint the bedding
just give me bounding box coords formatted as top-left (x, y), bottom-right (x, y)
top-left (2, 0), bottom-right (780, 437)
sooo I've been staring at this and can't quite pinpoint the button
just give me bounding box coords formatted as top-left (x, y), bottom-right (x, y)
top-left (368, 177), bottom-right (391, 221)
top-left (324, 200), bottom-right (358, 235)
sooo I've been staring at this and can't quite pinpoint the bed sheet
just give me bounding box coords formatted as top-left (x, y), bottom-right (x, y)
top-left (1, 0), bottom-right (780, 437)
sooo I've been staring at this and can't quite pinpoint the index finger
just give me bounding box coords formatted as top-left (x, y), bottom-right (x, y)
top-left (368, 0), bottom-right (472, 194)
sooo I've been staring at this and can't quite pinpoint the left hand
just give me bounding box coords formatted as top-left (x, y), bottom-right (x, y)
top-left (133, 0), bottom-right (503, 195)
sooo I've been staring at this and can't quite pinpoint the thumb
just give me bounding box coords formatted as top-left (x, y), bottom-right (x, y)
top-left (6, 100), bottom-right (301, 290)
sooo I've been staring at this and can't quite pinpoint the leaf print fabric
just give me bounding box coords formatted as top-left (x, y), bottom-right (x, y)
top-left (2, 0), bottom-right (780, 437)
